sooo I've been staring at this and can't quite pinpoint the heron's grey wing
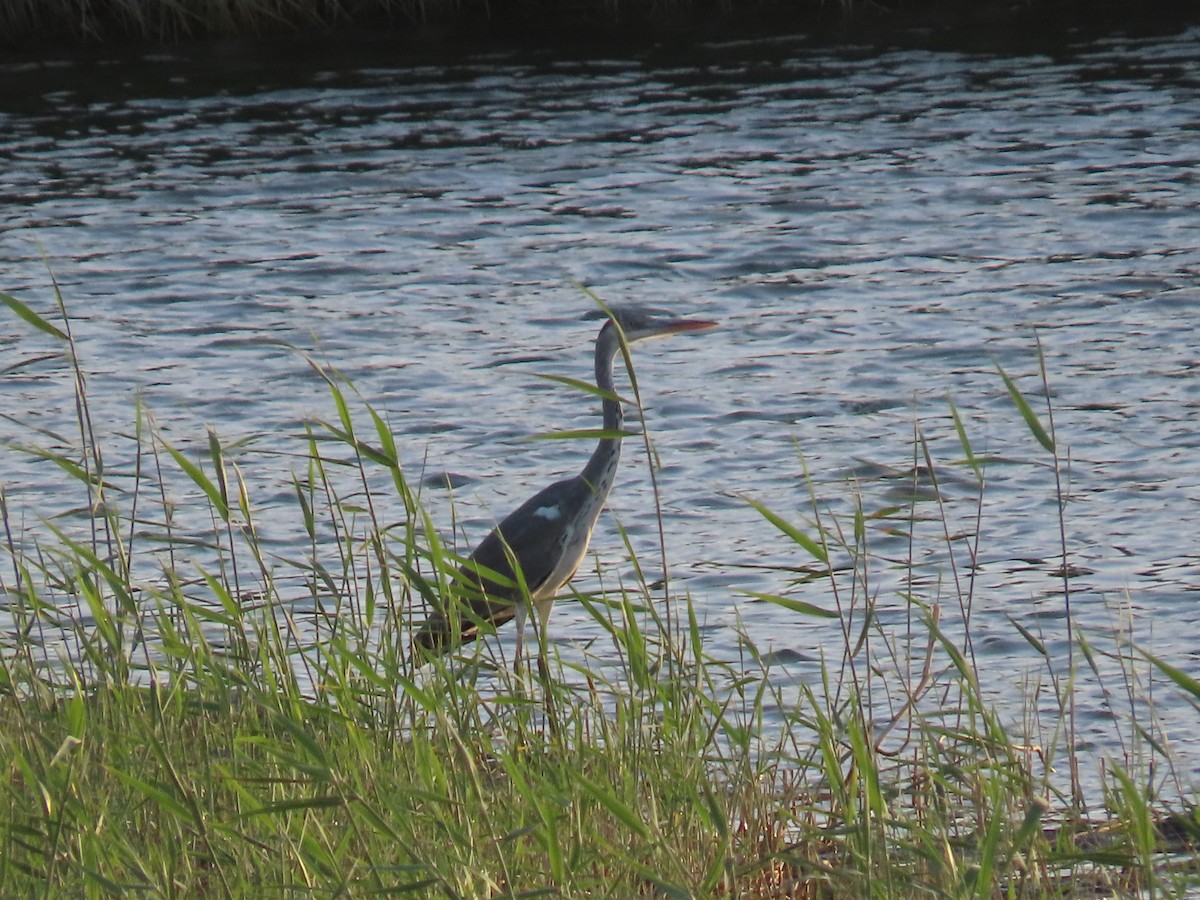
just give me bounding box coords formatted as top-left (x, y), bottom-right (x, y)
top-left (466, 476), bottom-right (587, 596)
top-left (413, 476), bottom-right (586, 654)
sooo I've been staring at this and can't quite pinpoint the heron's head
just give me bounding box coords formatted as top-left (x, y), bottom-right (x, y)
top-left (595, 304), bottom-right (718, 345)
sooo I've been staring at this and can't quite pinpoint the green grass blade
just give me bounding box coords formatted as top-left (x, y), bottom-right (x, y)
top-left (110, 769), bottom-right (192, 821)
top-left (971, 781), bottom-right (1004, 897)
top-left (525, 428), bottom-right (639, 441)
top-left (1, 292), bottom-right (68, 341)
top-left (242, 795), bottom-right (346, 817)
top-left (997, 364), bottom-right (1055, 453)
top-left (532, 371), bottom-right (621, 403)
top-left (207, 428), bottom-right (230, 510)
top-left (742, 590), bottom-right (839, 619)
top-left (1007, 614), bottom-right (1047, 657)
top-left (948, 397), bottom-right (983, 479)
top-left (576, 774), bottom-right (650, 841)
top-left (743, 497), bottom-right (829, 564)
top-left (5, 443), bottom-right (100, 487)
top-left (1012, 798), bottom-right (1048, 851)
top-left (1140, 647), bottom-right (1200, 701)
top-left (160, 438), bottom-right (229, 521)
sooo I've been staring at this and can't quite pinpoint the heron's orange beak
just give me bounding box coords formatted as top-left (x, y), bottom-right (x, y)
top-left (659, 318), bottom-right (718, 335)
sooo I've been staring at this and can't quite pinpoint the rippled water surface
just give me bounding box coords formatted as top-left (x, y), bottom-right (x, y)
top-left (3, 26), bottom-right (1200, 787)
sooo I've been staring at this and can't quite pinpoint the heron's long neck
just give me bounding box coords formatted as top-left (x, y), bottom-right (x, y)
top-left (580, 328), bottom-right (623, 498)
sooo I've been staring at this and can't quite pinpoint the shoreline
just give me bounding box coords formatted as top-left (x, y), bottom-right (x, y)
top-left (2, 0), bottom-right (1198, 52)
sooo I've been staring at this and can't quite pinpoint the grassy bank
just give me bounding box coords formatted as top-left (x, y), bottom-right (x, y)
top-left (1, 281), bottom-right (1198, 896)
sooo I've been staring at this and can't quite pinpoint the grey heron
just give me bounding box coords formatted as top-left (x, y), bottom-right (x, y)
top-left (412, 305), bottom-right (717, 671)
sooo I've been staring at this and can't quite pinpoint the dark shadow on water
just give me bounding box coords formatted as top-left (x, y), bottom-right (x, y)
top-left (3, 0), bottom-right (1199, 117)
top-left (2, 0), bottom-right (1199, 70)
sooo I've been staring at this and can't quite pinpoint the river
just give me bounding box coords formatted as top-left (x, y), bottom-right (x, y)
top-left (2, 22), bottom-right (1199, 792)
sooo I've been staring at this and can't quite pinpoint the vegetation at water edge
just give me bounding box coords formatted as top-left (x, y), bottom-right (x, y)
top-left (1, 280), bottom-right (1198, 896)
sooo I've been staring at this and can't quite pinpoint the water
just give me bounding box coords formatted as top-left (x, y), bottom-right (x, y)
top-left (2, 25), bottom-right (1200, 790)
